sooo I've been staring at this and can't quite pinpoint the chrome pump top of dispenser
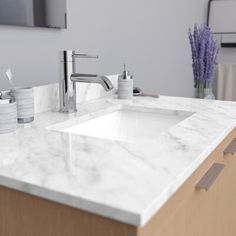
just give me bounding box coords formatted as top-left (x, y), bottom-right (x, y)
top-left (122, 64), bottom-right (133, 80)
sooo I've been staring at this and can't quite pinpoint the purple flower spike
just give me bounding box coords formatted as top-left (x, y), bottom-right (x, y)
top-left (189, 24), bottom-right (219, 88)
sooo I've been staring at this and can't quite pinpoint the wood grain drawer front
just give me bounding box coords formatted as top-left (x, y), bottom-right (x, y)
top-left (139, 128), bottom-right (236, 236)
top-left (219, 128), bottom-right (236, 160)
top-left (215, 156), bottom-right (236, 236)
top-left (224, 138), bottom-right (236, 155)
top-left (0, 186), bottom-right (138, 236)
top-left (216, 129), bottom-right (236, 236)
top-left (139, 145), bottom-right (223, 236)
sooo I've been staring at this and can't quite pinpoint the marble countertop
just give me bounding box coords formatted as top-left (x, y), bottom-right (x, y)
top-left (0, 95), bottom-right (236, 227)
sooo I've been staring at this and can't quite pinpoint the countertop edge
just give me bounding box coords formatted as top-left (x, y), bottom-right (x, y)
top-left (0, 175), bottom-right (141, 227)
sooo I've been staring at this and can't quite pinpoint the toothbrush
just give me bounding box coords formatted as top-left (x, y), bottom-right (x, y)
top-left (5, 69), bottom-right (15, 89)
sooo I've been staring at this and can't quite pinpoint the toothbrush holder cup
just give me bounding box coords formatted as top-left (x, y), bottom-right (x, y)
top-left (12, 87), bottom-right (34, 124)
top-left (0, 101), bottom-right (17, 134)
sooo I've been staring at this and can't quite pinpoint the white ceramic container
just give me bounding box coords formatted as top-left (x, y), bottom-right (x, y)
top-left (0, 101), bottom-right (17, 134)
top-left (118, 75), bottom-right (133, 99)
top-left (12, 87), bottom-right (34, 123)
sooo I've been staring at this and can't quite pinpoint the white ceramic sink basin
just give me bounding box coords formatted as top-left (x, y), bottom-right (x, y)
top-left (59, 107), bottom-right (192, 143)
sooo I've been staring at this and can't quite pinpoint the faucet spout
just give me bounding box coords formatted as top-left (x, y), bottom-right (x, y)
top-left (59, 50), bottom-right (114, 113)
top-left (71, 73), bottom-right (113, 91)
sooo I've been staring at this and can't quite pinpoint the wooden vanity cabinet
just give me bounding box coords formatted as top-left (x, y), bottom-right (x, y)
top-left (215, 138), bottom-right (236, 236)
top-left (0, 129), bottom-right (236, 236)
top-left (138, 128), bottom-right (236, 236)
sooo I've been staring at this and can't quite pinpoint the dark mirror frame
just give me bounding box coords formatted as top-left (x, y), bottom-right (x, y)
top-left (0, 0), bottom-right (67, 29)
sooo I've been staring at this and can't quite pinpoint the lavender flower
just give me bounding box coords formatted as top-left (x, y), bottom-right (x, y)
top-left (189, 24), bottom-right (219, 88)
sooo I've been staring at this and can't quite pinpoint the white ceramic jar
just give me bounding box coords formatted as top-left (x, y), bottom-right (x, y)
top-left (12, 87), bottom-right (34, 123)
top-left (0, 98), bottom-right (17, 134)
top-left (118, 76), bottom-right (133, 99)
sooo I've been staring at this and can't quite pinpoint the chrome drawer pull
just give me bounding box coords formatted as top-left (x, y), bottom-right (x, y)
top-left (196, 163), bottom-right (224, 191)
top-left (224, 139), bottom-right (236, 155)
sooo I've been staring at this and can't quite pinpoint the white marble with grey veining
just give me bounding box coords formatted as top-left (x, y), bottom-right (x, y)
top-left (0, 95), bottom-right (236, 227)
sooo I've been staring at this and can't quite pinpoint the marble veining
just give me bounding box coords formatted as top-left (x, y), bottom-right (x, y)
top-left (0, 95), bottom-right (236, 227)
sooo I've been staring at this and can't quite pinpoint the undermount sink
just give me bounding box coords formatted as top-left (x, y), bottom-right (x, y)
top-left (53, 106), bottom-right (192, 143)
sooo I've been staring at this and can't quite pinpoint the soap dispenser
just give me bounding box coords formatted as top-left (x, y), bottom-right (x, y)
top-left (118, 64), bottom-right (133, 99)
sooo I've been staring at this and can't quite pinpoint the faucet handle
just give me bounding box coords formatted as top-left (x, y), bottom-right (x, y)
top-left (73, 53), bottom-right (99, 59)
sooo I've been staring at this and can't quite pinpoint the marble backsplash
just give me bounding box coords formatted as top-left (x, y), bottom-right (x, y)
top-left (34, 75), bottom-right (118, 114)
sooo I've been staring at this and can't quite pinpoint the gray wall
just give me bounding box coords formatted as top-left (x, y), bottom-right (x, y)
top-left (0, 0), bottom-right (209, 97)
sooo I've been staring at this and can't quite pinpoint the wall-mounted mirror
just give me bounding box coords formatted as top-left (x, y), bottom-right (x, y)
top-left (0, 0), bottom-right (67, 29)
top-left (208, 0), bottom-right (236, 34)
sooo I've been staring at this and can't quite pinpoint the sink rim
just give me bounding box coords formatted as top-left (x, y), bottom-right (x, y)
top-left (47, 105), bottom-right (194, 143)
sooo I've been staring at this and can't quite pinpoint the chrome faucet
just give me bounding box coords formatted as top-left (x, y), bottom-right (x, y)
top-left (59, 50), bottom-right (113, 113)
